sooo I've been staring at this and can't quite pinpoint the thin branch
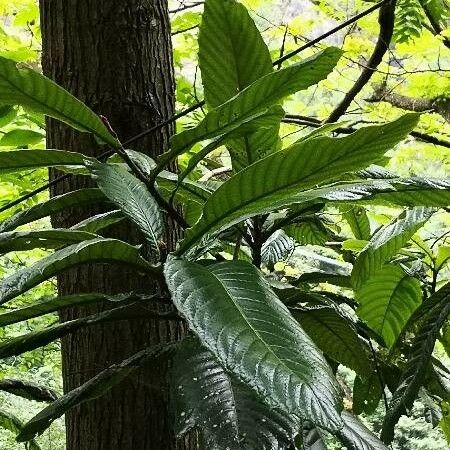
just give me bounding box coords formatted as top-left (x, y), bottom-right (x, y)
top-left (171, 24), bottom-right (199, 36)
top-left (169, 2), bottom-right (203, 14)
top-left (326, 0), bottom-right (396, 123)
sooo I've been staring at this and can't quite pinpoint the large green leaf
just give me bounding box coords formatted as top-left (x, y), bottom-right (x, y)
top-left (381, 283), bottom-right (450, 444)
top-left (0, 303), bottom-right (146, 359)
top-left (356, 265), bottom-right (422, 348)
top-left (292, 306), bottom-right (371, 376)
top-left (86, 161), bottom-right (163, 253)
top-left (70, 210), bottom-right (124, 233)
top-left (199, 0), bottom-right (273, 107)
top-left (199, 0), bottom-right (281, 169)
top-left (0, 410), bottom-right (40, 450)
top-left (177, 115), bottom-right (419, 255)
top-left (339, 411), bottom-right (388, 450)
top-left (174, 338), bottom-right (298, 450)
top-left (17, 343), bottom-right (176, 442)
top-left (0, 238), bottom-right (154, 305)
top-left (0, 129), bottom-right (44, 146)
top-left (0, 379), bottom-right (58, 402)
top-left (164, 47), bottom-right (342, 164)
top-left (352, 374), bottom-right (383, 415)
top-left (0, 149), bottom-right (89, 172)
top-left (0, 292), bottom-right (148, 327)
top-left (341, 205), bottom-right (371, 240)
top-left (0, 229), bottom-right (98, 254)
top-left (351, 207), bottom-right (433, 290)
top-left (165, 258), bottom-right (343, 431)
top-left (0, 55), bottom-right (118, 147)
top-left (0, 188), bottom-right (108, 232)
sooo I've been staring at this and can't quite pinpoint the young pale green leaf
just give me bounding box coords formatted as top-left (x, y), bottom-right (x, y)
top-left (0, 105), bottom-right (17, 127)
top-left (0, 410), bottom-right (41, 450)
top-left (0, 238), bottom-right (154, 305)
top-left (174, 338), bottom-right (298, 450)
top-left (0, 129), bottom-right (44, 146)
top-left (86, 161), bottom-right (163, 252)
top-left (351, 207), bottom-right (433, 290)
top-left (338, 411), bottom-right (388, 450)
top-left (356, 265), bottom-right (422, 348)
top-left (341, 205), bottom-right (371, 240)
top-left (381, 283), bottom-right (450, 444)
top-left (0, 229), bottom-right (99, 254)
top-left (168, 47), bottom-right (342, 160)
top-left (177, 115), bottom-right (419, 255)
top-left (0, 292), bottom-right (146, 327)
top-left (0, 149), bottom-right (89, 172)
top-left (70, 210), bottom-right (124, 233)
top-left (0, 379), bottom-right (58, 402)
top-left (17, 344), bottom-right (175, 442)
top-left (0, 188), bottom-right (108, 232)
top-left (292, 306), bottom-right (372, 376)
top-left (0, 55), bottom-right (119, 147)
top-left (165, 258), bottom-right (343, 431)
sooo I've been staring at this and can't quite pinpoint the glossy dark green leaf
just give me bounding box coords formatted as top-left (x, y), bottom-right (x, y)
top-left (0, 55), bottom-right (119, 146)
top-left (70, 210), bottom-right (124, 233)
top-left (174, 338), bottom-right (298, 450)
top-left (165, 258), bottom-right (343, 431)
top-left (293, 306), bottom-right (371, 376)
top-left (87, 161), bottom-right (163, 252)
top-left (261, 230), bottom-right (294, 266)
top-left (352, 374), bottom-right (383, 416)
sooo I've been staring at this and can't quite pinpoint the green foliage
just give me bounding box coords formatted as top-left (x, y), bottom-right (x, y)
top-left (0, 0), bottom-right (449, 448)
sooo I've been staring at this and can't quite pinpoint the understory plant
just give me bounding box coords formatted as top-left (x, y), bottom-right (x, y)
top-left (0, 0), bottom-right (449, 448)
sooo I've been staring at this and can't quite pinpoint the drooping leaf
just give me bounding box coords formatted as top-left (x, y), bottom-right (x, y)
top-left (174, 338), bottom-right (298, 450)
top-left (70, 210), bottom-right (124, 233)
top-left (0, 379), bottom-right (58, 402)
top-left (341, 205), bottom-right (371, 240)
top-left (292, 306), bottom-right (371, 376)
top-left (301, 422), bottom-right (327, 449)
top-left (86, 161), bottom-right (163, 252)
top-left (0, 229), bottom-right (98, 254)
top-left (17, 344), bottom-right (176, 442)
top-left (0, 238), bottom-right (155, 305)
top-left (0, 409), bottom-right (40, 450)
top-left (356, 265), bottom-right (422, 348)
top-left (0, 149), bottom-right (88, 172)
top-left (0, 292), bottom-right (150, 327)
top-left (0, 129), bottom-right (44, 146)
top-left (0, 105), bottom-right (17, 127)
top-left (176, 115), bottom-right (420, 255)
top-left (381, 283), bottom-right (450, 444)
top-left (0, 303), bottom-right (151, 359)
top-left (351, 207), bottom-right (433, 290)
top-left (0, 55), bottom-right (119, 146)
top-left (165, 47), bottom-right (342, 163)
top-left (165, 258), bottom-right (343, 431)
top-left (0, 188), bottom-right (108, 232)
top-left (338, 411), bottom-right (388, 450)
top-left (261, 230), bottom-right (294, 267)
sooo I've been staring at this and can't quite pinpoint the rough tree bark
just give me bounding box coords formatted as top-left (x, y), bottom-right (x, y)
top-left (39, 1), bottom-right (193, 449)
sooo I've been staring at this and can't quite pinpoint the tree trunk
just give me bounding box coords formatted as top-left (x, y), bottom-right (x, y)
top-left (39, 1), bottom-right (193, 449)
